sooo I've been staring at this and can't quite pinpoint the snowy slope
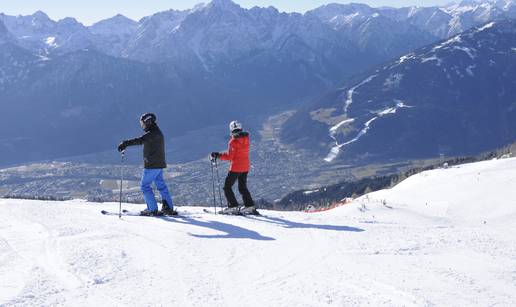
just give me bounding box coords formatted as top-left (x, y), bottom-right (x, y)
top-left (1, 158), bottom-right (516, 306)
top-left (362, 157), bottom-right (516, 223)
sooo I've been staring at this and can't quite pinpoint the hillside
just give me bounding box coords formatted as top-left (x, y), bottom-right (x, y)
top-left (1, 157), bottom-right (516, 305)
top-left (281, 19), bottom-right (516, 163)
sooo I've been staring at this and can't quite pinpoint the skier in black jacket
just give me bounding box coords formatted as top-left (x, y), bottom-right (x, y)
top-left (118, 113), bottom-right (176, 216)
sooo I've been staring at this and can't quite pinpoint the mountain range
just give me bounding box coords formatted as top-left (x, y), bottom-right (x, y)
top-left (281, 19), bottom-right (516, 163)
top-left (3, 0), bottom-right (516, 61)
top-left (0, 0), bottom-right (515, 165)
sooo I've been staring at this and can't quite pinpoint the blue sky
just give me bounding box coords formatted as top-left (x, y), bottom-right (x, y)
top-left (0, 0), bottom-right (455, 25)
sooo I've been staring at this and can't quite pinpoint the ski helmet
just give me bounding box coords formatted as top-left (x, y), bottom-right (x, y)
top-left (229, 120), bottom-right (242, 132)
top-left (140, 113), bottom-right (156, 125)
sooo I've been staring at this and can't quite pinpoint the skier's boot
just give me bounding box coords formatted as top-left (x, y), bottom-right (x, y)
top-left (240, 206), bottom-right (259, 215)
top-left (140, 209), bottom-right (162, 216)
top-left (219, 206), bottom-right (240, 215)
top-left (160, 200), bottom-right (178, 216)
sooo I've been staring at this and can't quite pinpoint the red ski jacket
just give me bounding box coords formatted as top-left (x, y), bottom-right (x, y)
top-left (219, 131), bottom-right (251, 173)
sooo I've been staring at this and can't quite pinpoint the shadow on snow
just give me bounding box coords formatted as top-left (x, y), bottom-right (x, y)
top-left (162, 216), bottom-right (276, 241)
top-left (244, 215), bottom-right (365, 232)
top-left (160, 212), bottom-right (364, 239)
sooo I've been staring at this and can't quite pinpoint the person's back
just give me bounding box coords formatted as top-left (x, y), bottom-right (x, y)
top-left (141, 124), bottom-right (166, 169)
top-left (223, 130), bottom-right (250, 173)
top-left (211, 120), bottom-right (257, 215)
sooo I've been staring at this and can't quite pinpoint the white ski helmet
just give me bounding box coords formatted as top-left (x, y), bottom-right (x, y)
top-left (229, 120), bottom-right (242, 132)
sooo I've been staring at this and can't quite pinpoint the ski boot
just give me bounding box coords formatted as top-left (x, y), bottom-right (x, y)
top-left (140, 209), bottom-right (163, 216)
top-left (160, 200), bottom-right (178, 216)
top-left (219, 206), bottom-right (240, 215)
top-left (240, 206), bottom-right (259, 215)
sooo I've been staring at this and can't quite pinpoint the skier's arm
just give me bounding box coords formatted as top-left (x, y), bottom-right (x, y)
top-left (125, 135), bottom-right (145, 146)
top-left (118, 131), bottom-right (150, 151)
top-left (219, 139), bottom-right (235, 161)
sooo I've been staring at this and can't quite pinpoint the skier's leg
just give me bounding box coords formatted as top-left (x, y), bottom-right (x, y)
top-left (140, 169), bottom-right (159, 212)
top-left (237, 172), bottom-right (255, 207)
top-left (223, 172), bottom-right (239, 207)
top-left (155, 169), bottom-right (174, 209)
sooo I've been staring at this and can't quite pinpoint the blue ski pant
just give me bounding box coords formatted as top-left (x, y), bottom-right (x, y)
top-left (140, 168), bottom-right (174, 212)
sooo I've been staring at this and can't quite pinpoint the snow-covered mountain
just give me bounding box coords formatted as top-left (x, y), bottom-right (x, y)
top-left (1, 157), bottom-right (515, 305)
top-left (281, 20), bottom-right (516, 163)
top-left (122, 0), bottom-right (376, 89)
top-left (123, 9), bottom-right (190, 60)
top-left (309, 0), bottom-right (516, 38)
top-left (0, 0), bottom-right (514, 166)
top-left (89, 14), bottom-right (137, 38)
top-left (0, 11), bottom-right (96, 56)
top-left (0, 21), bottom-right (40, 91)
top-left (89, 14), bottom-right (138, 57)
top-left (0, 1), bottom-right (407, 165)
top-left (0, 0), bottom-right (447, 66)
top-left (1, 0), bottom-right (513, 61)
top-left (1, 0), bottom-right (510, 84)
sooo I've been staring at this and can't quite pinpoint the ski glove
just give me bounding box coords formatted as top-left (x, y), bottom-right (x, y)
top-left (210, 152), bottom-right (221, 159)
top-left (118, 141), bottom-right (128, 152)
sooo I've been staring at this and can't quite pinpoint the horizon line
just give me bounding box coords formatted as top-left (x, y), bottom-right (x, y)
top-left (0, 0), bottom-right (461, 26)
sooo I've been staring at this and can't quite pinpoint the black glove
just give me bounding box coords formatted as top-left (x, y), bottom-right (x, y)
top-left (118, 141), bottom-right (128, 152)
top-left (210, 152), bottom-right (220, 160)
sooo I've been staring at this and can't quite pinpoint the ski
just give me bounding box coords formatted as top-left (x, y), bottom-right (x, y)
top-left (101, 210), bottom-right (140, 217)
top-left (101, 209), bottom-right (183, 217)
top-left (203, 208), bottom-right (262, 216)
top-left (203, 208), bottom-right (241, 215)
top-left (101, 208), bottom-right (261, 217)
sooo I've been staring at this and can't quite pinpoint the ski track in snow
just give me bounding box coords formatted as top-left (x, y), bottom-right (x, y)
top-left (343, 74), bottom-right (377, 113)
top-left (325, 74), bottom-right (378, 162)
top-left (325, 102), bottom-right (411, 162)
top-left (2, 157), bottom-right (516, 307)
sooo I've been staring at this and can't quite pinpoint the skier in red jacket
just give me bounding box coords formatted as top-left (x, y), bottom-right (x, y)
top-left (211, 120), bottom-right (257, 215)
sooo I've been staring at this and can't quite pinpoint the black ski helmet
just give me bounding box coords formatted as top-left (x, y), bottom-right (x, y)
top-left (140, 113), bottom-right (156, 125)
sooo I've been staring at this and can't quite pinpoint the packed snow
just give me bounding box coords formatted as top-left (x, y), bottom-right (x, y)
top-left (1, 157), bottom-right (516, 305)
top-left (421, 55), bottom-right (444, 66)
top-left (433, 35), bottom-right (463, 51)
top-left (328, 118), bottom-right (355, 135)
top-left (44, 37), bottom-right (58, 48)
top-left (398, 53), bottom-right (415, 64)
top-left (324, 74), bottom-right (380, 162)
top-left (477, 21), bottom-right (496, 32)
top-left (343, 74), bottom-right (377, 112)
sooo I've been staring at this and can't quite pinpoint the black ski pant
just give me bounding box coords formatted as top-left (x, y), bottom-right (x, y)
top-left (223, 172), bottom-right (255, 208)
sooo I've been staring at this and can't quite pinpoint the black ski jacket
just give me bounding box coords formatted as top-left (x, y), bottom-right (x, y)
top-left (124, 124), bottom-right (167, 169)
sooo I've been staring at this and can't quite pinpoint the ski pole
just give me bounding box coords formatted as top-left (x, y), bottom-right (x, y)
top-left (214, 159), bottom-right (224, 209)
top-left (119, 151), bottom-right (125, 219)
top-left (210, 157), bottom-right (217, 214)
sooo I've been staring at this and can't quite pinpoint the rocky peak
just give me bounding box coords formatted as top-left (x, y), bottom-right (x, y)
top-left (0, 20), bottom-right (15, 44)
top-left (203, 0), bottom-right (245, 17)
